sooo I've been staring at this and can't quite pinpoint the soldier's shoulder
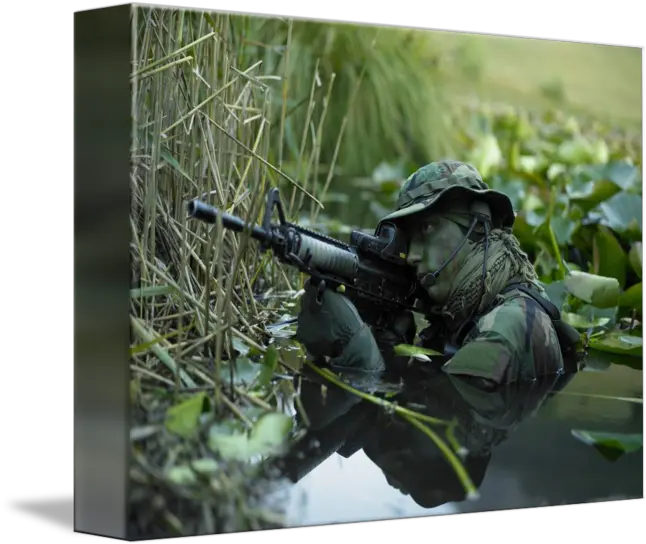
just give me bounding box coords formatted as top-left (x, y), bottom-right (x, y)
top-left (474, 295), bottom-right (529, 334)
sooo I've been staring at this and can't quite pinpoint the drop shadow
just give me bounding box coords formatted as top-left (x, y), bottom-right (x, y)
top-left (12, 498), bottom-right (74, 530)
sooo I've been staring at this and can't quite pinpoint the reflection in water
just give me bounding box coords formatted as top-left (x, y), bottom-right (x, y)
top-left (273, 361), bottom-right (639, 527)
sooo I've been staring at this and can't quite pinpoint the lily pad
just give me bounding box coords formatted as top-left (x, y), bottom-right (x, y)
top-left (588, 331), bottom-right (642, 357)
top-left (561, 312), bottom-right (610, 330)
top-left (617, 283), bottom-right (642, 312)
top-left (231, 337), bottom-right (250, 357)
top-left (551, 216), bottom-right (577, 246)
top-left (592, 226), bottom-right (627, 288)
top-left (568, 179), bottom-right (621, 211)
top-left (214, 357), bottom-right (261, 387)
top-left (541, 279), bottom-right (567, 311)
top-left (165, 392), bottom-right (207, 438)
top-left (598, 192), bottom-right (642, 236)
top-left (628, 242), bottom-right (642, 279)
top-left (563, 270), bottom-right (621, 308)
top-left (604, 160), bottom-right (640, 191)
top-left (582, 348), bottom-right (642, 372)
top-left (572, 304), bottom-right (618, 328)
top-left (556, 136), bottom-right (598, 164)
top-left (571, 430), bottom-right (642, 461)
top-left (393, 344), bottom-right (443, 362)
top-left (208, 412), bottom-right (293, 461)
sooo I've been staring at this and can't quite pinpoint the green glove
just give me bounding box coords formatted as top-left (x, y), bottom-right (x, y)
top-left (295, 279), bottom-right (385, 372)
top-left (372, 310), bottom-right (416, 349)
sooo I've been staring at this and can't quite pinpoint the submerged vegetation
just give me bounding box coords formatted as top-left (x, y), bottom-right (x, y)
top-left (128, 5), bottom-right (643, 538)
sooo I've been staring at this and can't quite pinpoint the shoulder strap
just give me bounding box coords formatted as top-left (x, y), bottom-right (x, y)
top-left (500, 282), bottom-right (583, 368)
top-left (500, 282), bottom-right (561, 320)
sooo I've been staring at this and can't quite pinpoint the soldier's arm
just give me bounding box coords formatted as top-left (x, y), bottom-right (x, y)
top-left (440, 301), bottom-right (527, 385)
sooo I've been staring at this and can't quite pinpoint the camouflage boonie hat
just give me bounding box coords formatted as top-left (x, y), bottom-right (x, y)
top-left (379, 160), bottom-right (515, 229)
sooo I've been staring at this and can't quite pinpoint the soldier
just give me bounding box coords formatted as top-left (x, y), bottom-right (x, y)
top-left (295, 160), bottom-right (581, 388)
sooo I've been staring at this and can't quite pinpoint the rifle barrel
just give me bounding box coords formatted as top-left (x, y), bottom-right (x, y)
top-left (187, 199), bottom-right (269, 242)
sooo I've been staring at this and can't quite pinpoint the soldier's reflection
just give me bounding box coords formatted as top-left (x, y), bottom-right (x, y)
top-left (276, 365), bottom-right (573, 509)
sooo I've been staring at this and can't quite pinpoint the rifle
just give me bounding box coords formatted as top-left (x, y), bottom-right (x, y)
top-left (186, 188), bottom-right (432, 330)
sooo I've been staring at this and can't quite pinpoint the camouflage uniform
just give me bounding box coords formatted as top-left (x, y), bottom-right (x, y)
top-left (296, 160), bottom-right (571, 386)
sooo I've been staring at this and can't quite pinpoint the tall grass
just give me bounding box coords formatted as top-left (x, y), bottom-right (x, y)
top-left (129, 6), bottom-right (332, 536)
top-left (228, 16), bottom-right (457, 180)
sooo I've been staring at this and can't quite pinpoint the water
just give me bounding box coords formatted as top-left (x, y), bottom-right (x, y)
top-left (278, 361), bottom-right (643, 527)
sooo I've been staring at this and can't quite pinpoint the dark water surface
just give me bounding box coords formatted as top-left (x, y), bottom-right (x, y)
top-left (278, 361), bottom-right (643, 527)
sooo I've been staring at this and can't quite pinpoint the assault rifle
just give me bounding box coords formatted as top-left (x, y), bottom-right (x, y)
top-left (186, 188), bottom-right (432, 330)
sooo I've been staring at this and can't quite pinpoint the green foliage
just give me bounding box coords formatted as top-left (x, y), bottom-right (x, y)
top-left (571, 430), bottom-right (642, 461)
top-left (445, 102), bottom-right (642, 356)
top-left (228, 16), bottom-right (456, 177)
top-left (208, 412), bottom-right (293, 461)
top-left (165, 392), bottom-right (208, 438)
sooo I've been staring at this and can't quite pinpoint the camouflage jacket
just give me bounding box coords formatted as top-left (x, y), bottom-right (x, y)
top-left (424, 286), bottom-right (565, 385)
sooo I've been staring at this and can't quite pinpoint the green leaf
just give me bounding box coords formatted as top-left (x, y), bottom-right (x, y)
top-left (258, 345), bottom-right (278, 387)
top-left (629, 242), bottom-right (642, 279)
top-left (160, 147), bottom-right (194, 184)
top-left (592, 226), bottom-right (627, 288)
top-left (541, 279), bottom-right (568, 311)
top-left (556, 136), bottom-right (597, 164)
top-left (568, 179), bottom-right (621, 210)
top-left (512, 214), bottom-right (537, 250)
top-left (588, 331), bottom-right (642, 357)
top-left (551, 216), bottom-right (577, 246)
top-left (231, 337), bottom-right (250, 357)
top-left (561, 312), bottom-right (610, 330)
top-left (203, 12), bottom-right (218, 31)
top-left (208, 412), bottom-right (293, 461)
top-left (165, 458), bottom-right (220, 485)
top-left (165, 392), bottom-right (207, 438)
top-left (467, 134), bottom-right (502, 178)
top-left (131, 317), bottom-right (197, 388)
top-left (571, 430), bottom-right (642, 461)
top-left (220, 357), bottom-right (260, 386)
top-left (618, 283), bottom-right (642, 312)
top-left (582, 347), bottom-right (642, 372)
top-left (574, 304), bottom-right (618, 327)
top-left (563, 270), bottom-right (621, 308)
top-left (251, 412), bottom-right (293, 452)
top-left (394, 344), bottom-right (443, 361)
top-left (598, 192), bottom-right (642, 236)
top-left (604, 160), bottom-right (640, 191)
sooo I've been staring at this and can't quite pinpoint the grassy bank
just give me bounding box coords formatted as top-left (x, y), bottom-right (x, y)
top-left (435, 31), bottom-right (642, 129)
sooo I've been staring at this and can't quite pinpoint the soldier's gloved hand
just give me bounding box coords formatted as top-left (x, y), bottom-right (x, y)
top-left (372, 310), bottom-right (416, 350)
top-left (295, 279), bottom-right (385, 372)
